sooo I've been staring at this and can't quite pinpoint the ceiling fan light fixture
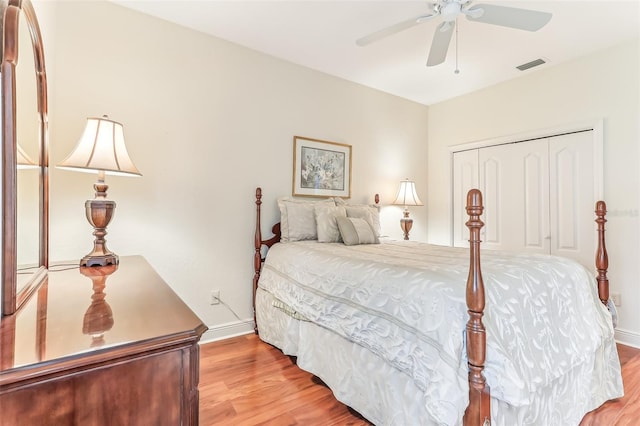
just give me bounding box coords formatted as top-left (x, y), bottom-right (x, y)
top-left (441, 2), bottom-right (462, 22)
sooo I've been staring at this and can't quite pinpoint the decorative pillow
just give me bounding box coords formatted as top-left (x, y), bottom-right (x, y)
top-left (345, 205), bottom-right (382, 238)
top-left (336, 217), bottom-right (379, 246)
top-left (277, 197), bottom-right (335, 242)
top-left (332, 197), bottom-right (347, 205)
top-left (315, 205), bottom-right (347, 243)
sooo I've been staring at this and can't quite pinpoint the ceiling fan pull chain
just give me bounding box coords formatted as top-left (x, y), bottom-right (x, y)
top-left (454, 18), bottom-right (460, 74)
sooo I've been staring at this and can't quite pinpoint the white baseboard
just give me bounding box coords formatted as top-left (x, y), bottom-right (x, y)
top-left (615, 328), bottom-right (640, 349)
top-left (199, 318), bottom-right (255, 344)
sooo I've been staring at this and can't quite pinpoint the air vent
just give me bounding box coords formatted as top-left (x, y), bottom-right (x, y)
top-left (516, 58), bottom-right (546, 71)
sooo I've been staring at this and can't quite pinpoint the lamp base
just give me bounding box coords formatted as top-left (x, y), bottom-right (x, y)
top-left (80, 253), bottom-right (119, 267)
top-left (82, 198), bottom-right (118, 267)
top-left (400, 218), bottom-right (413, 240)
top-left (400, 209), bottom-right (413, 240)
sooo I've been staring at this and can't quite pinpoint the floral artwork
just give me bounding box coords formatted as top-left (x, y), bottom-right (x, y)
top-left (293, 136), bottom-right (351, 198)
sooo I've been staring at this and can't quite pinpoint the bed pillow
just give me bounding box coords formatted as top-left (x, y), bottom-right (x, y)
top-left (277, 197), bottom-right (335, 242)
top-left (336, 217), bottom-right (379, 246)
top-left (315, 205), bottom-right (347, 243)
top-left (345, 205), bottom-right (382, 238)
top-left (333, 197), bottom-right (382, 238)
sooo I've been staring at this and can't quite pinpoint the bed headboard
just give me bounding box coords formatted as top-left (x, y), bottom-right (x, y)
top-left (252, 188), bottom-right (381, 333)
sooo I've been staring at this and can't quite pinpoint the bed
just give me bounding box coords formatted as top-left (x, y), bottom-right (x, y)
top-left (252, 187), bottom-right (623, 426)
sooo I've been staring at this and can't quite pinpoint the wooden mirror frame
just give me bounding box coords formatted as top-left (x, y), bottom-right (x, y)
top-left (1, 0), bottom-right (49, 316)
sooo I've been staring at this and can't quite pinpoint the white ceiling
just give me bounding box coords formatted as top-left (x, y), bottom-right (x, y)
top-left (112, 0), bottom-right (640, 105)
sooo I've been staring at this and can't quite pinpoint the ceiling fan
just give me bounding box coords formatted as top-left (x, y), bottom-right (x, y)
top-left (356, 0), bottom-right (552, 67)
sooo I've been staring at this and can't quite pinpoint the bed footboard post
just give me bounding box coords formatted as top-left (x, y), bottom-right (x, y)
top-left (253, 187), bottom-right (263, 334)
top-left (595, 201), bottom-right (609, 306)
top-left (463, 189), bottom-right (491, 426)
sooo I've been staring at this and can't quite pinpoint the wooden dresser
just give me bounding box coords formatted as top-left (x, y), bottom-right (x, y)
top-left (0, 256), bottom-right (207, 425)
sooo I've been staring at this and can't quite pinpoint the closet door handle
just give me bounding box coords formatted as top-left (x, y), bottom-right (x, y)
top-left (544, 236), bottom-right (551, 240)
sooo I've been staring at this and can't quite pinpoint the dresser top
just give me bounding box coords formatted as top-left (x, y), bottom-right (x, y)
top-left (1, 255), bottom-right (207, 381)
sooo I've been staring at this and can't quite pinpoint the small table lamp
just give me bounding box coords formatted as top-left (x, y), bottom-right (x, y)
top-left (392, 178), bottom-right (423, 240)
top-left (57, 116), bottom-right (141, 267)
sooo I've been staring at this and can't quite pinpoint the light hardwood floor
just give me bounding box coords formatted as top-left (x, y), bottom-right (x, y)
top-left (199, 334), bottom-right (639, 425)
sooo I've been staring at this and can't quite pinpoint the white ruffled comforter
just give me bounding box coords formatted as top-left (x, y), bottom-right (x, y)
top-left (257, 240), bottom-right (623, 425)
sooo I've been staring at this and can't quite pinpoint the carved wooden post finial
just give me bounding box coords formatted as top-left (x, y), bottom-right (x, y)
top-left (463, 188), bottom-right (491, 426)
top-left (595, 200), bottom-right (609, 306)
top-left (253, 187), bottom-right (263, 334)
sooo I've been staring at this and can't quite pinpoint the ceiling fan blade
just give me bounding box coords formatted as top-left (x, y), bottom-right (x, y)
top-left (465, 4), bottom-right (552, 31)
top-left (426, 21), bottom-right (454, 67)
top-left (356, 13), bottom-right (436, 46)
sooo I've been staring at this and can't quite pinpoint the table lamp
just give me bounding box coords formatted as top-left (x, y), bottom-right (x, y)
top-left (392, 178), bottom-right (423, 240)
top-left (57, 116), bottom-right (141, 267)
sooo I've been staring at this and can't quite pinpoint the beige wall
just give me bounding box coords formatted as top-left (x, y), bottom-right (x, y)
top-left (36, 1), bottom-right (428, 340)
top-left (29, 0), bottom-right (637, 346)
top-left (427, 38), bottom-right (640, 346)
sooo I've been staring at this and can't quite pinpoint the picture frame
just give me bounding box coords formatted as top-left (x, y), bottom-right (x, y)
top-left (292, 136), bottom-right (351, 198)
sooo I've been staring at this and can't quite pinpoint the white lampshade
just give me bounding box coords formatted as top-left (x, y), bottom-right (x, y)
top-left (58, 116), bottom-right (141, 177)
top-left (17, 144), bottom-right (38, 169)
top-left (392, 178), bottom-right (423, 207)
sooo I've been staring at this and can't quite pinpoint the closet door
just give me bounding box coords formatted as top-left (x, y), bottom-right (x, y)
top-left (452, 149), bottom-right (479, 247)
top-left (549, 131), bottom-right (595, 269)
top-left (479, 140), bottom-right (549, 253)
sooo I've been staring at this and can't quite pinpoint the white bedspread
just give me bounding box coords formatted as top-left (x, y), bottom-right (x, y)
top-left (257, 240), bottom-right (623, 425)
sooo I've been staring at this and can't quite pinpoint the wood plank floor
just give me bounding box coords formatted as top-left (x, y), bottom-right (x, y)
top-left (199, 334), bottom-right (639, 425)
top-left (580, 343), bottom-right (640, 426)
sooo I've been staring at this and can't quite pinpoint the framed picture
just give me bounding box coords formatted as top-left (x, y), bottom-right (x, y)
top-left (292, 136), bottom-right (351, 198)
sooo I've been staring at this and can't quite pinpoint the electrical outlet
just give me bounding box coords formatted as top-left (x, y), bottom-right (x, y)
top-left (210, 290), bottom-right (220, 305)
top-left (611, 293), bottom-right (621, 307)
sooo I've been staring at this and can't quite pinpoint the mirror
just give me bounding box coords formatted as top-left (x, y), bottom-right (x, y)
top-left (16, 4), bottom-right (40, 292)
top-left (1, 0), bottom-right (49, 316)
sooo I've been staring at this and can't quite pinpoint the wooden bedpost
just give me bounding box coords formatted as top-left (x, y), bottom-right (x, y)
top-left (595, 201), bottom-right (609, 306)
top-left (253, 187), bottom-right (263, 334)
top-left (253, 188), bottom-right (282, 335)
top-left (463, 189), bottom-right (491, 426)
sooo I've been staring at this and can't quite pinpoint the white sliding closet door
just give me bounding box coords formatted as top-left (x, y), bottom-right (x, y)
top-left (479, 140), bottom-right (549, 253)
top-left (549, 131), bottom-right (595, 268)
top-left (451, 129), bottom-right (597, 270)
